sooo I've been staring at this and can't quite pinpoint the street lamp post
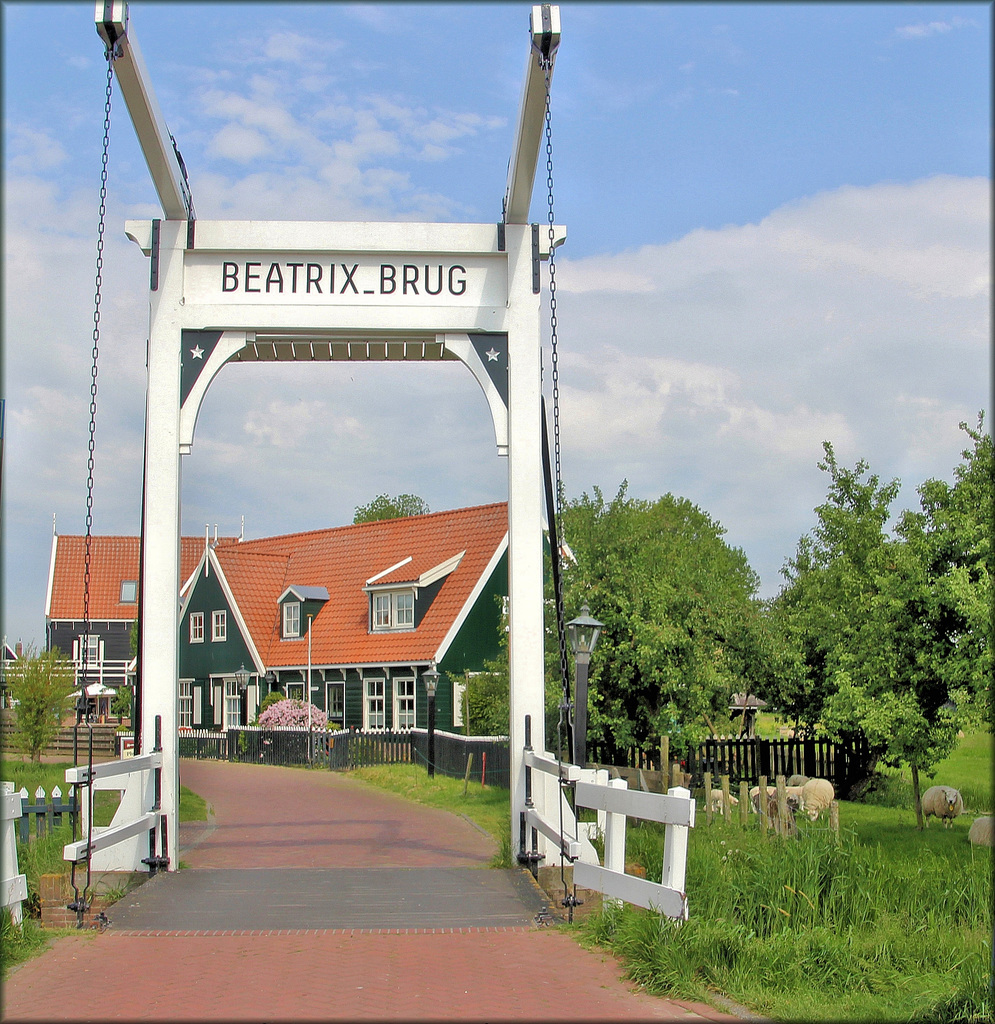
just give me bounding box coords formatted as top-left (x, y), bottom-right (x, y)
top-left (566, 604), bottom-right (603, 768)
top-left (423, 665), bottom-right (439, 778)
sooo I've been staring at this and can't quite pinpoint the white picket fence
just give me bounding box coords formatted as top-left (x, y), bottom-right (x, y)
top-left (1, 782), bottom-right (28, 926)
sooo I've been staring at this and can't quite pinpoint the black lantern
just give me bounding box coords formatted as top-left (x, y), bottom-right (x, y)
top-left (234, 663), bottom-right (251, 693)
top-left (566, 604), bottom-right (603, 767)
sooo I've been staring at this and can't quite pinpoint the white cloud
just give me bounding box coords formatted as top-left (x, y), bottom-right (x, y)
top-left (549, 176), bottom-right (989, 595)
top-left (895, 18), bottom-right (974, 40)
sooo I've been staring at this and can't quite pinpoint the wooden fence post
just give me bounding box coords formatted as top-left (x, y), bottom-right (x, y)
top-left (660, 736), bottom-right (669, 791)
top-left (721, 775), bottom-right (732, 824)
top-left (758, 774), bottom-right (768, 834)
top-left (829, 799), bottom-right (840, 837)
top-left (739, 781), bottom-right (749, 828)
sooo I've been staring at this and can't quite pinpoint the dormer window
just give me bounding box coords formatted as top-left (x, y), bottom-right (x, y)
top-left (283, 601), bottom-right (301, 638)
top-left (277, 585), bottom-right (329, 641)
top-left (371, 590), bottom-right (415, 631)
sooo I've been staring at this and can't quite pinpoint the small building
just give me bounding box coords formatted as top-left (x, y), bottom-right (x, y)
top-left (46, 534), bottom-right (220, 691)
top-left (178, 503), bottom-right (508, 732)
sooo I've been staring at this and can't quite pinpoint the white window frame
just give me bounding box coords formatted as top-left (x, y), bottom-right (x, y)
top-left (373, 593), bottom-right (391, 629)
top-left (395, 592), bottom-right (414, 628)
top-left (394, 677), bottom-right (416, 730)
top-left (212, 610), bottom-right (227, 642)
top-left (364, 677), bottom-right (386, 730)
top-left (224, 678), bottom-right (241, 729)
top-left (120, 580), bottom-right (138, 603)
top-left (179, 680), bottom-right (193, 729)
top-left (189, 611), bottom-right (205, 644)
top-left (283, 601), bottom-right (301, 638)
top-left (326, 681), bottom-right (345, 726)
top-left (371, 590), bottom-right (416, 631)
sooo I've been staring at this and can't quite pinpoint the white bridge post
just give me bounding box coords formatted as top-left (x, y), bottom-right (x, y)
top-left (662, 785), bottom-right (691, 909)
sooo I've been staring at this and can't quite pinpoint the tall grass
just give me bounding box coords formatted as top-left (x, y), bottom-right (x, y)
top-left (583, 820), bottom-right (992, 1021)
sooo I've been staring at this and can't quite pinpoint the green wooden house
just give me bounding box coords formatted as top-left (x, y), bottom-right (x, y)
top-left (177, 503), bottom-right (508, 732)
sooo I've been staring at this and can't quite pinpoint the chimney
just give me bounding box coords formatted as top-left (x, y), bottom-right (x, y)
top-left (15, 641), bottom-right (22, 659)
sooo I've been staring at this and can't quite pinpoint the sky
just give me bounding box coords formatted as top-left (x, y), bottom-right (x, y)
top-left (2, 2), bottom-right (991, 650)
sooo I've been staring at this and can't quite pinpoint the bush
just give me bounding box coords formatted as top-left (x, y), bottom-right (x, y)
top-left (257, 698), bottom-right (327, 730)
top-left (252, 690), bottom-right (286, 724)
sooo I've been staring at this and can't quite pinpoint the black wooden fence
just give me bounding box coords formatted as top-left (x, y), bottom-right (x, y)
top-left (408, 729), bottom-right (511, 789)
top-left (589, 735), bottom-right (872, 796)
top-left (175, 726), bottom-right (510, 785)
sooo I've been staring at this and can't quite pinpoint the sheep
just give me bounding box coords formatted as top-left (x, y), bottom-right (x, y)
top-left (749, 785), bottom-right (776, 813)
top-left (921, 786), bottom-right (964, 828)
top-left (784, 785), bottom-right (807, 811)
top-left (968, 816), bottom-right (993, 847)
top-left (709, 789), bottom-right (740, 815)
top-left (800, 778), bottom-right (835, 821)
top-left (787, 774), bottom-right (809, 787)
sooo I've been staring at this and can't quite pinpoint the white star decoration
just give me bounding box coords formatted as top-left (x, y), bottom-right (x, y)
top-left (485, 348), bottom-right (500, 362)
top-left (190, 345), bottom-right (204, 360)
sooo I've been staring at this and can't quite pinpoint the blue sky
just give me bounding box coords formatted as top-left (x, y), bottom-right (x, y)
top-left (2, 2), bottom-right (991, 649)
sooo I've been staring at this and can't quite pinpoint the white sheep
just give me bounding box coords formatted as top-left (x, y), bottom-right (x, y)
top-left (968, 816), bottom-right (993, 846)
top-left (800, 778), bottom-right (835, 821)
top-left (709, 789), bottom-right (740, 814)
top-left (784, 785), bottom-right (807, 811)
top-left (921, 786), bottom-right (964, 828)
top-left (787, 774), bottom-right (809, 787)
top-left (749, 785), bottom-right (776, 813)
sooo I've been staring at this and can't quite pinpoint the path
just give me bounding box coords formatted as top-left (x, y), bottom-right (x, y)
top-left (2, 760), bottom-right (743, 1022)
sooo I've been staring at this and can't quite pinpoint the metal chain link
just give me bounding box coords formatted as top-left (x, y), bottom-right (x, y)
top-left (71, 42), bottom-right (115, 929)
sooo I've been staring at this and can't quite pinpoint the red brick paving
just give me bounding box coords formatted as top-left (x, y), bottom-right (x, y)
top-left (3, 931), bottom-right (740, 1021)
top-left (1, 761), bottom-right (743, 1022)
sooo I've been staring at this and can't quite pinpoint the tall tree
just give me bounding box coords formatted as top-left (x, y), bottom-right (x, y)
top-left (559, 483), bottom-right (768, 760)
top-left (353, 493), bottom-right (430, 523)
top-left (6, 645), bottom-right (76, 761)
top-left (770, 424), bottom-right (991, 815)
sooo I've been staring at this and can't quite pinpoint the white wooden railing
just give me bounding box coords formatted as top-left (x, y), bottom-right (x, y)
top-left (1, 783), bottom-right (28, 926)
top-left (521, 717), bottom-right (695, 921)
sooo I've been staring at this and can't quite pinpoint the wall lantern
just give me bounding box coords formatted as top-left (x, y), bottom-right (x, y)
top-left (234, 663), bottom-right (251, 693)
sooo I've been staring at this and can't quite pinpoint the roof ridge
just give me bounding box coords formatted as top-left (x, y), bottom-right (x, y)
top-left (236, 501), bottom-right (507, 549)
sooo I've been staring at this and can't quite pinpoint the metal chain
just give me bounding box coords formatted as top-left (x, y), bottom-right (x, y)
top-left (71, 43), bottom-right (115, 929)
top-left (541, 53), bottom-right (582, 923)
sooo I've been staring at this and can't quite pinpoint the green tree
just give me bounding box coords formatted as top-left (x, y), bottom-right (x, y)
top-left (6, 645), bottom-right (76, 761)
top-left (770, 426), bottom-right (990, 817)
top-left (558, 483), bottom-right (769, 761)
top-left (353, 493), bottom-right (430, 523)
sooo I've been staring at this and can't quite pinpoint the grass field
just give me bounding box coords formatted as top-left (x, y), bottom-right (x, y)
top-left (582, 728), bottom-right (993, 1022)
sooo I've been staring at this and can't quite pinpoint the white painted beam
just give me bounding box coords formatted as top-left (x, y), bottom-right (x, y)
top-left (95, 3), bottom-right (192, 219)
top-left (524, 806), bottom-right (581, 860)
top-left (524, 749), bottom-right (582, 781)
top-left (65, 752), bottom-right (161, 785)
top-left (504, 5), bottom-right (560, 223)
top-left (574, 781), bottom-right (696, 827)
top-left (573, 863), bottom-right (688, 921)
top-left (64, 811), bottom-right (159, 863)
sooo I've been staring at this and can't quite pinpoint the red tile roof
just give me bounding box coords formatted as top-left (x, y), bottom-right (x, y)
top-left (47, 536), bottom-right (227, 621)
top-left (211, 503), bottom-right (508, 668)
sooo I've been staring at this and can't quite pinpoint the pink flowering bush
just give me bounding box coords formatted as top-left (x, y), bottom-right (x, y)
top-left (257, 698), bottom-right (328, 730)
